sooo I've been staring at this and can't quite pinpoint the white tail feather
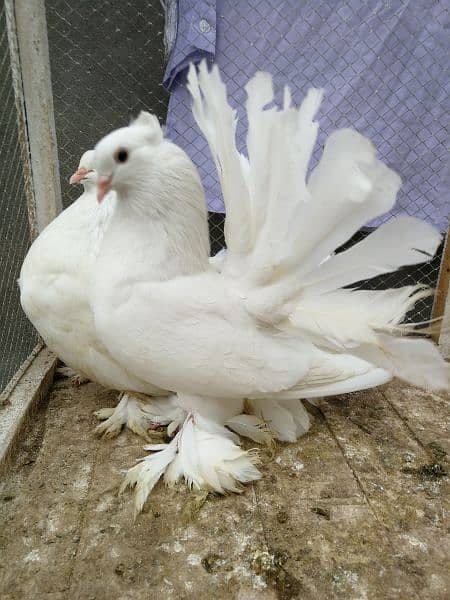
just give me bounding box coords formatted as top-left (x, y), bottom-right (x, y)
top-left (356, 334), bottom-right (450, 391)
top-left (243, 131), bottom-right (403, 323)
top-left (302, 216), bottom-right (441, 295)
top-left (304, 129), bottom-right (401, 269)
top-left (290, 286), bottom-right (432, 349)
top-left (246, 84), bottom-right (323, 282)
top-left (188, 62), bottom-right (251, 257)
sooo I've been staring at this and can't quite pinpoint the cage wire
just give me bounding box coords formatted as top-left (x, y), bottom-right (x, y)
top-left (45, 0), bottom-right (169, 208)
top-left (0, 2), bottom-right (447, 393)
top-left (0, 4), bottom-right (39, 394)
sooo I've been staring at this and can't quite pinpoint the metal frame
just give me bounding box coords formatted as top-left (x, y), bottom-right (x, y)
top-left (1, 1), bottom-right (60, 473)
top-left (5, 0), bottom-right (62, 236)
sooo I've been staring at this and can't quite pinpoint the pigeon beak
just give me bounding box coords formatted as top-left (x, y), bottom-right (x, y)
top-left (97, 175), bottom-right (112, 203)
top-left (69, 167), bottom-right (88, 185)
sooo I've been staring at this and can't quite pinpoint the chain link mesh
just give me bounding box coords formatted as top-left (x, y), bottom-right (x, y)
top-left (0, 4), bottom-right (39, 393)
top-left (45, 0), bottom-right (169, 208)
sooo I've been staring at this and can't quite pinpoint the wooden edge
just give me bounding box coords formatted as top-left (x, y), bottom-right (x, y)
top-left (0, 342), bottom-right (44, 406)
top-left (431, 228), bottom-right (450, 345)
top-left (0, 346), bottom-right (57, 477)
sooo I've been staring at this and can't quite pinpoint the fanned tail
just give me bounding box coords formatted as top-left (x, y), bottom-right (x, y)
top-left (188, 62), bottom-right (449, 392)
top-left (301, 216), bottom-right (441, 296)
top-left (290, 286), bottom-right (433, 348)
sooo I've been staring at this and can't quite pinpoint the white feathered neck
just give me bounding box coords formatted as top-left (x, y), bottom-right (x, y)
top-left (96, 136), bottom-right (211, 281)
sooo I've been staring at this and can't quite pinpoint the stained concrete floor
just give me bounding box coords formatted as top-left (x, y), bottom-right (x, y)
top-left (0, 377), bottom-right (449, 600)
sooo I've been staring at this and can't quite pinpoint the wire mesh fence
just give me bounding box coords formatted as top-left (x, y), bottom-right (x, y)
top-left (0, 4), bottom-right (39, 394)
top-left (45, 0), bottom-right (169, 208)
top-left (0, 1), bottom-right (448, 394)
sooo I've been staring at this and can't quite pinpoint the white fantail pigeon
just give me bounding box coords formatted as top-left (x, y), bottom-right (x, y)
top-left (19, 150), bottom-right (182, 440)
top-left (91, 63), bottom-right (449, 514)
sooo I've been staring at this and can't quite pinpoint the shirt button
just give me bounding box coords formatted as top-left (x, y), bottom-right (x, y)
top-left (199, 19), bottom-right (211, 33)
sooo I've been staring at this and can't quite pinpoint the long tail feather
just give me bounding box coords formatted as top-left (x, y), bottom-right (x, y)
top-left (302, 216), bottom-right (441, 295)
top-left (290, 286), bottom-right (432, 348)
top-left (356, 334), bottom-right (450, 391)
top-left (187, 62), bottom-right (251, 257)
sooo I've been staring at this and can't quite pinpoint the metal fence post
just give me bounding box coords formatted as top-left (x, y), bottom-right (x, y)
top-left (7, 0), bottom-right (62, 235)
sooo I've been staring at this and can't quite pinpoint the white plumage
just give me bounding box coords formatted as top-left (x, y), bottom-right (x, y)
top-left (122, 413), bottom-right (261, 517)
top-left (38, 63), bottom-right (450, 511)
top-left (18, 138), bottom-right (290, 446)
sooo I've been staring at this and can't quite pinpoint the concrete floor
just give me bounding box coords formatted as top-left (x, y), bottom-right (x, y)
top-left (0, 378), bottom-right (449, 599)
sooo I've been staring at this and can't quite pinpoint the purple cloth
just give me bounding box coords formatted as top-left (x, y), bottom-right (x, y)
top-left (164, 0), bottom-right (449, 231)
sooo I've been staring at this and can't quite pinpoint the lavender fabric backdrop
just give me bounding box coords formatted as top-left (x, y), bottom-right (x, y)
top-left (163, 0), bottom-right (449, 231)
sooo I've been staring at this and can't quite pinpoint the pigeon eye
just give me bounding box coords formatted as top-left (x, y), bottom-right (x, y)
top-left (115, 149), bottom-right (128, 163)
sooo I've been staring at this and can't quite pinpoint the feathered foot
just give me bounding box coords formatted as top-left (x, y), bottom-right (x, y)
top-left (226, 412), bottom-right (274, 445)
top-left (121, 412), bottom-right (261, 516)
top-left (57, 366), bottom-right (89, 387)
top-left (94, 393), bottom-right (184, 441)
top-left (241, 398), bottom-right (312, 442)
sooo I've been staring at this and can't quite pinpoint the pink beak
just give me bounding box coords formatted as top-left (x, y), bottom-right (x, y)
top-left (97, 175), bottom-right (112, 203)
top-left (69, 167), bottom-right (89, 185)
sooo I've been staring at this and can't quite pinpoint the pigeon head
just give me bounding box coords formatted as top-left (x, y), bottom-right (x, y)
top-left (69, 150), bottom-right (97, 190)
top-left (93, 112), bottom-right (163, 203)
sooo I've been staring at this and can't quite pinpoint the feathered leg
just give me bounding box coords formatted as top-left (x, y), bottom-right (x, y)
top-left (57, 366), bottom-right (89, 387)
top-left (94, 393), bottom-right (184, 441)
top-left (241, 398), bottom-right (312, 442)
top-left (121, 398), bottom-right (261, 515)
